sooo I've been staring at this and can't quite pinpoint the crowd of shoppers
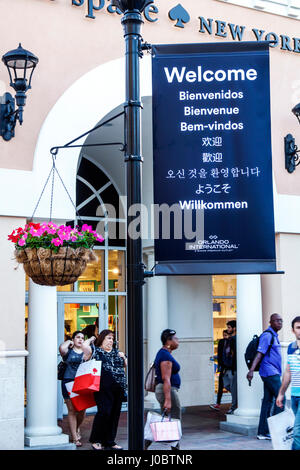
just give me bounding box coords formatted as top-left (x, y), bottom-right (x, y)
top-left (60, 315), bottom-right (300, 451)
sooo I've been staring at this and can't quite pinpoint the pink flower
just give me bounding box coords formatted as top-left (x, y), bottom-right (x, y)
top-left (29, 227), bottom-right (43, 237)
top-left (58, 231), bottom-right (70, 241)
top-left (18, 238), bottom-right (26, 247)
top-left (51, 238), bottom-right (63, 247)
top-left (82, 224), bottom-right (93, 232)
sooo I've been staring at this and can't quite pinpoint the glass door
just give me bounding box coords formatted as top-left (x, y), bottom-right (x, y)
top-left (57, 295), bottom-right (106, 418)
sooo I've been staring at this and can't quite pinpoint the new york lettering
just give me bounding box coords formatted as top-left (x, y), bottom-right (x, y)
top-left (199, 16), bottom-right (300, 54)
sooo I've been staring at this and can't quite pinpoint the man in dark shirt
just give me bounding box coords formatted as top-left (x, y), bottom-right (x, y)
top-left (210, 330), bottom-right (229, 410)
top-left (223, 320), bottom-right (237, 414)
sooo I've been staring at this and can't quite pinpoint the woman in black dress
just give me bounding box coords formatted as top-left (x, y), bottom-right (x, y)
top-left (82, 329), bottom-right (127, 450)
top-left (59, 330), bottom-right (88, 447)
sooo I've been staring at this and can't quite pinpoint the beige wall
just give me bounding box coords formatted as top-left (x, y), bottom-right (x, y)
top-left (0, 217), bottom-right (26, 350)
top-left (172, 337), bottom-right (215, 407)
top-left (0, 0), bottom-right (300, 196)
top-left (262, 233), bottom-right (300, 342)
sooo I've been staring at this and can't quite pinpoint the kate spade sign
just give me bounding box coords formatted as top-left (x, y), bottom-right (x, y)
top-left (50, 1), bottom-right (300, 54)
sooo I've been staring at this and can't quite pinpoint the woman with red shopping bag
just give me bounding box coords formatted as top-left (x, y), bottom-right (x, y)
top-left (59, 330), bottom-right (90, 447)
top-left (82, 329), bottom-right (127, 450)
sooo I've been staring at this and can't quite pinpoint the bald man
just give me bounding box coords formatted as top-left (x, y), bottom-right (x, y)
top-left (247, 313), bottom-right (284, 440)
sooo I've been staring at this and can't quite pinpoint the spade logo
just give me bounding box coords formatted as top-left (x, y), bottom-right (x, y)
top-left (168, 4), bottom-right (190, 28)
top-left (92, 368), bottom-right (98, 374)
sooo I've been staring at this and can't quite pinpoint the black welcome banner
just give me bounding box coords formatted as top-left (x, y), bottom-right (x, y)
top-left (152, 42), bottom-right (276, 275)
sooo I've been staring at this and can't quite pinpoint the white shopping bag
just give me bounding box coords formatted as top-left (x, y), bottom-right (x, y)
top-left (144, 411), bottom-right (182, 442)
top-left (150, 420), bottom-right (181, 442)
top-left (267, 407), bottom-right (294, 450)
top-left (144, 412), bottom-right (162, 441)
top-left (73, 359), bottom-right (102, 394)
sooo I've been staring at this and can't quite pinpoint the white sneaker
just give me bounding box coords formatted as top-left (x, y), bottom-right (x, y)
top-left (257, 434), bottom-right (271, 440)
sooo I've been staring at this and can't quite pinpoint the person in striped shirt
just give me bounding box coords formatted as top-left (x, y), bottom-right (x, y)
top-left (276, 316), bottom-right (300, 450)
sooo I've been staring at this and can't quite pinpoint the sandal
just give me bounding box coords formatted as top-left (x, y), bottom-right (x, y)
top-left (73, 439), bottom-right (82, 447)
top-left (109, 444), bottom-right (123, 450)
top-left (91, 443), bottom-right (103, 450)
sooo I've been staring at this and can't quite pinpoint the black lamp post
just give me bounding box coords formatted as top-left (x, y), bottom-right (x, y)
top-left (284, 102), bottom-right (300, 173)
top-left (0, 44), bottom-right (38, 141)
top-left (111, 0), bottom-right (153, 450)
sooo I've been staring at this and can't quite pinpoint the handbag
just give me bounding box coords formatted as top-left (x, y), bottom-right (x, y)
top-left (57, 360), bottom-right (67, 380)
top-left (57, 349), bottom-right (70, 380)
top-left (150, 413), bottom-right (182, 442)
top-left (145, 362), bottom-right (156, 392)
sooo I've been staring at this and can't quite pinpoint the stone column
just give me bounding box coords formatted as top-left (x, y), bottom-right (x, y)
top-left (220, 274), bottom-right (263, 435)
top-left (25, 280), bottom-right (70, 448)
top-left (144, 250), bottom-right (168, 409)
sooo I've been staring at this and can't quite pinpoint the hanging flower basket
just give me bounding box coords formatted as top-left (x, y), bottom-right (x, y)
top-left (9, 222), bottom-right (104, 286)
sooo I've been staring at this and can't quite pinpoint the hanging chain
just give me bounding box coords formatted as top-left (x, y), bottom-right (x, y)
top-left (30, 151), bottom-right (82, 225)
top-left (30, 158), bottom-right (55, 221)
top-left (49, 155), bottom-right (56, 222)
top-left (53, 163), bottom-right (83, 224)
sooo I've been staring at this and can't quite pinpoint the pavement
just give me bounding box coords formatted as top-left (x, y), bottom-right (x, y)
top-left (59, 403), bottom-right (273, 451)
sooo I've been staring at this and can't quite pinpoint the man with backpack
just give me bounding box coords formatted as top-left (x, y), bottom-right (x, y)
top-left (246, 313), bottom-right (284, 440)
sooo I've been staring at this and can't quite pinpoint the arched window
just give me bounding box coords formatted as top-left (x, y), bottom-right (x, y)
top-left (76, 154), bottom-right (126, 247)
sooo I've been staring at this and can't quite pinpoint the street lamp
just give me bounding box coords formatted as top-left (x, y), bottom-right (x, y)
top-left (0, 44), bottom-right (38, 141)
top-left (284, 103), bottom-right (300, 173)
top-left (111, 0), bottom-right (153, 450)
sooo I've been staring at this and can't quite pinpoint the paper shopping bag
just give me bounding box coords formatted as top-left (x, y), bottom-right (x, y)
top-left (267, 407), bottom-right (294, 450)
top-left (144, 411), bottom-right (163, 441)
top-left (65, 381), bottom-right (96, 412)
top-left (150, 419), bottom-right (181, 442)
top-left (73, 359), bottom-right (101, 394)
